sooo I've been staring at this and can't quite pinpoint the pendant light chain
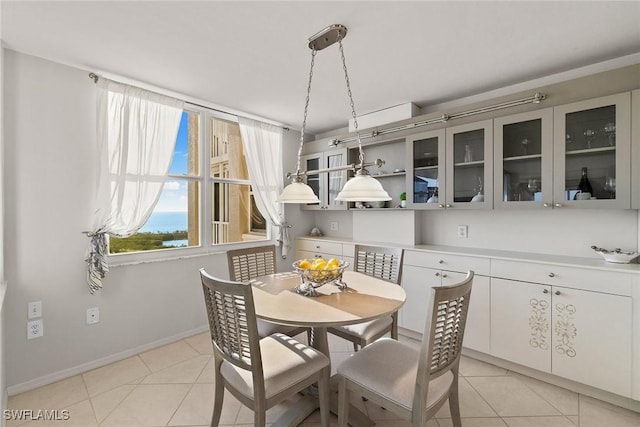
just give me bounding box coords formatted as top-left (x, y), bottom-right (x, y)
top-left (337, 38), bottom-right (365, 166)
top-left (296, 49), bottom-right (317, 175)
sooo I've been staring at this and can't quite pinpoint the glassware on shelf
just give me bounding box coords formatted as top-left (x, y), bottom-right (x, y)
top-left (527, 178), bottom-right (541, 200)
top-left (604, 122), bottom-right (616, 147)
top-left (565, 133), bottom-right (573, 146)
top-left (471, 176), bottom-right (484, 202)
top-left (464, 144), bottom-right (473, 163)
top-left (583, 129), bottom-right (596, 149)
top-left (521, 138), bottom-right (529, 155)
top-left (604, 176), bottom-right (616, 199)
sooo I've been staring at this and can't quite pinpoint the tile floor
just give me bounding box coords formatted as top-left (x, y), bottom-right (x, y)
top-left (6, 332), bottom-right (640, 427)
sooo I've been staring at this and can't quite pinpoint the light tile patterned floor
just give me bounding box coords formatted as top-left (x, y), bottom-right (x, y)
top-left (6, 332), bottom-right (640, 426)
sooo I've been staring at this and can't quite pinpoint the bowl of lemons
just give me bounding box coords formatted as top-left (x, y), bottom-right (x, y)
top-left (292, 257), bottom-right (349, 296)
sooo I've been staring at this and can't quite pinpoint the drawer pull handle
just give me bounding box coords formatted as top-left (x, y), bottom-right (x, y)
top-left (555, 290), bottom-right (561, 296)
top-left (542, 289), bottom-right (549, 294)
top-left (438, 260), bottom-right (444, 264)
top-left (315, 246), bottom-right (320, 249)
top-left (548, 272), bottom-right (555, 278)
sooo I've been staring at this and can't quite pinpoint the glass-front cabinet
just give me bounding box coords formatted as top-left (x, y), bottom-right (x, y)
top-left (445, 120), bottom-right (493, 210)
top-left (300, 148), bottom-right (348, 210)
top-left (406, 129), bottom-right (445, 209)
top-left (494, 109), bottom-right (553, 209)
top-left (553, 92), bottom-right (631, 209)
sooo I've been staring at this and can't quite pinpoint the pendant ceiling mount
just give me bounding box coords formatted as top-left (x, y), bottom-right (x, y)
top-left (308, 24), bottom-right (348, 51)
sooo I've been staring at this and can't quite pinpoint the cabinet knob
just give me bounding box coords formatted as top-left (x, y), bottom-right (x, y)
top-left (315, 246), bottom-right (320, 249)
top-left (543, 289), bottom-right (549, 294)
top-left (555, 290), bottom-right (561, 296)
top-left (442, 273), bottom-right (448, 278)
top-left (543, 203), bottom-right (551, 208)
top-left (554, 203), bottom-right (563, 208)
top-left (435, 272), bottom-right (440, 277)
top-left (548, 272), bottom-right (555, 278)
top-left (438, 260), bottom-right (444, 264)
top-left (438, 204), bottom-right (445, 208)
top-left (445, 204), bottom-right (452, 208)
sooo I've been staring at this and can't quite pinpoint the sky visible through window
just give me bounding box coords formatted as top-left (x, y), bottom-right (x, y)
top-left (155, 111), bottom-right (189, 213)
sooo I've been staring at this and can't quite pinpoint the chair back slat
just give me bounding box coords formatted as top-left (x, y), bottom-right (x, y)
top-left (227, 246), bottom-right (276, 282)
top-left (354, 245), bottom-right (404, 285)
top-left (200, 269), bottom-right (262, 371)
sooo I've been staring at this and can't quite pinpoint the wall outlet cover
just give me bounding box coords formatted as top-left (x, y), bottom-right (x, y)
top-left (86, 307), bottom-right (100, 325)
top-left (457, 225), bottom-right (468, 238)
top-left (27, 319), bottom-right (43, 339)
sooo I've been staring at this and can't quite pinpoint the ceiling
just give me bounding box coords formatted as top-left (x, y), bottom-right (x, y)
top-left (2, 1), bottom-right (640, 135)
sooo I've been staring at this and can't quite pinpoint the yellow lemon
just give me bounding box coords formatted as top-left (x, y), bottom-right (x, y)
top-left (312, 258), bottom-right (326, 270)
top-left (298, 259), bottom-right (312, 269)
top-left (326, 258), bottom-right (340, 269)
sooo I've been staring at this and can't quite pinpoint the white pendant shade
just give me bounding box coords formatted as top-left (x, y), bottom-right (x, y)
top-left (335, 173), bottom-right (392, 202)
top-left (278, 181), bottom-right (321, 204)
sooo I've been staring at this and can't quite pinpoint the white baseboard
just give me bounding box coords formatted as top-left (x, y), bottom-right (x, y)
top-left (7, 324), bottom-right (209, 396)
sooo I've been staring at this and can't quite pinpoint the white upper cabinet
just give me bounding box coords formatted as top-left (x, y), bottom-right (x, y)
top-left (632, 89), bottom-right (640, 209)
top-left (493, 108), bottom-right (554, 209)
top-left (445, 120), bottom-right (494, 210)
top-left (406, 129), bottom-right (446, 209)
top-left (553, 92), bottom-right (631, 209)
top-left (300, 148), bottom-right (348, 210)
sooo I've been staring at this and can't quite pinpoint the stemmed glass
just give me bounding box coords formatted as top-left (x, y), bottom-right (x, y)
top-left (527, 178), bottom-right (541, 201)
top-left (604, 122), bottom-right (616, 147)
top-left (584, 129), bottom-right (596, 149)
top-left (521, 138), bottom-right (529, 155)
top-left (604, 177), bottom-right (616, 199)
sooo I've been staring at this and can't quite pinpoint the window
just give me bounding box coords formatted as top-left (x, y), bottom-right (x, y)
top-left (110, 109), bottom-right (267, 254)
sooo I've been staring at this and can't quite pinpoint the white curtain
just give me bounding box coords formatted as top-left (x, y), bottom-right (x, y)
top-left (238, 117), bottom-right (290, 257)
top-left (85, 79), bottom-right (184, 293)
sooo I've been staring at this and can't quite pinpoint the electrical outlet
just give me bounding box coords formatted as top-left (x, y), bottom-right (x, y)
top-left (86, 307), bottom-right (100, 325)
top-left (28, 301), bottom-right (42, 319)
top-left (330, 221), bottom-right (339, 231)
top-left (457, 225), bottom-right (468, 238)
top-left (27, 319), bottom-right (43, 339)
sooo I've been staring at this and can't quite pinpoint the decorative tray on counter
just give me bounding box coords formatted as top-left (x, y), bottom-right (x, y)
top-left (591, 246), bottom-right (639, 264)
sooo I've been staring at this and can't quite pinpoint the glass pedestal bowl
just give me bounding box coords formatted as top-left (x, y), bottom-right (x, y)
top-left (292, 260), bottom-right (350, 297)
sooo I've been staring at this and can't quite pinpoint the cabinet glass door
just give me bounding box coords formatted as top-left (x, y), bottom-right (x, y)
top-left (406, 129), bottom-right (445, 209)
top-left (326, 151), bottom-right (346, 208)
top-left (301, 154), bottom-right (321, 209)
top-left (446, 120), bottom-right (493, 209)
top-left (494, 109), bottom-right (553, 209)
top-left (553, 93), bottom-right (631, 208)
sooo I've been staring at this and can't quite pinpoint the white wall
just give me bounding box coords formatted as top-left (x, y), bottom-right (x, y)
top-left (2, 51), bottom-right (236, 391)
top-left (418, 209), bottom-right (638, 258)
top-left (0, 40), bottom-right (7, 425)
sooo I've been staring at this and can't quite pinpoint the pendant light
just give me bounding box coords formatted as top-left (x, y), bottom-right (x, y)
top-left (278, 24), bottom-right (390, 203)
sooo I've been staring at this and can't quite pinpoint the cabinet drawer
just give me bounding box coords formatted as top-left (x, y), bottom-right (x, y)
top-left (491, 259), bottom-right (632, 296)
top-left (296, 239), bottom-right (343, 256)
top-left (404, 251), bottom-right (490, 275)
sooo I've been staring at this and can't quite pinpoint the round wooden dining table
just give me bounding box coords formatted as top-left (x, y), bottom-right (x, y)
top-left (251, 270), bottom-right (406, 355)
top-left (250, 269), bottom-right (406, 427)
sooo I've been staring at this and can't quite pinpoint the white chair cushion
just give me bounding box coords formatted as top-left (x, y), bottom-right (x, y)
top-left (257, 319), bottom-right (300, 337)
top-left (338, 338), bottom-right (453, 411)
top-left (221, 333), bottom-right (329, 399)
top-left (334, 316), bottom-right (393, 341)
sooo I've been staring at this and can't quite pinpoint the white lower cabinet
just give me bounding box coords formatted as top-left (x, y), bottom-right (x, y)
top-left (399, 265), bottom-right (443, 333)
top-left (463, 275), bottom-right (491, 354)
top-left (491, 277), bottom-right (632, 397)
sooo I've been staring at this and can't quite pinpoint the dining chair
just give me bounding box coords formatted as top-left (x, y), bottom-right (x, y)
top-left (328, 244), bottom-right (404, 351)
top-left (337, 271), bottom-right (474, 427)
top-left (227, 245), bottom-right (308, 339)
top-left (200, 269), bottom-right (331, 427)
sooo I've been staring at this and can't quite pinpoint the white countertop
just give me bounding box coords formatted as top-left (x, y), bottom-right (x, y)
top-left (296, 235), bottom-right (640, 274)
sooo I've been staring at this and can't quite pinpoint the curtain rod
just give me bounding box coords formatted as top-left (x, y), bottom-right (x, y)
top-left (328, 92), bottom-right (546, 146)
top-left (88, 72), bottom-right (289, 131)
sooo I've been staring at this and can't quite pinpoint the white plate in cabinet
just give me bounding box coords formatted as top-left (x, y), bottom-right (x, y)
top-left (404, 250), bottom-right (490, 275)
top-left (296, 239), bottom-right (343, 257)
top-left (490, 259), bottom-right (632, 296)
top-left (491, 278), bottom-right (633, 397)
